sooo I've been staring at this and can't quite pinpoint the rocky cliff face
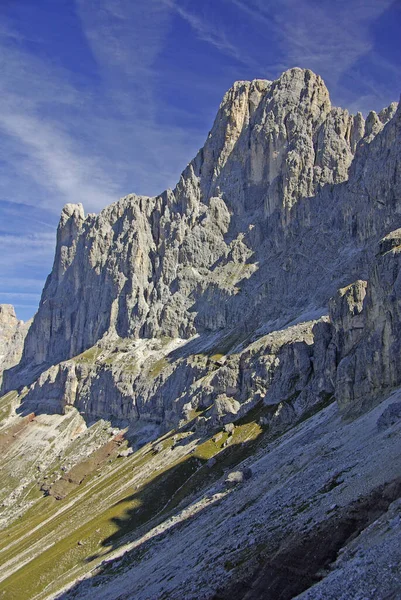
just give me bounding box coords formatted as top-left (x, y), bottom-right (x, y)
top-left (0, 305), bottom-right (30, 387)
top-left (2, 68), bottom-right (401, 430)
top-left (330, 230), bottom-right (401, 417)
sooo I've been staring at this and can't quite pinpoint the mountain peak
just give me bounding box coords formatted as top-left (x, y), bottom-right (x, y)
top-left (3, 68), bottom-right (399, 395)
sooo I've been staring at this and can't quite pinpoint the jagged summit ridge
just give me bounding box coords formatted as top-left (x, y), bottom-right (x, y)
top-left (179, 67), bottom-right (364, 217)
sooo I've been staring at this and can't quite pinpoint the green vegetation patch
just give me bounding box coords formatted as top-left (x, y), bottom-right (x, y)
top-left (74, 346), bottom-right (102, 363)
top-left (149, 357), bottom-right (169, 378)
top-left (0, 432), bottom-right (202, 599)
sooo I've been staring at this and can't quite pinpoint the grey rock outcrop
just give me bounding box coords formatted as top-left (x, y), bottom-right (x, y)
top-left (329, 231), bottom-right (401, 416)
top-left (16, 314), bottom-right (333, 439)
top-left (268, 226), bottom-right (401, 420)
top-left (225, 468), bottom-right (252, 488)
top-left (0, 305), bottom-right (30, 386)
top-left (377, 402), bottom-right (401, 431)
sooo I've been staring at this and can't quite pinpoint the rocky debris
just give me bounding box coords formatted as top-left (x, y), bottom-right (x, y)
top-left (296, 491), bottom-right (401, 600)
top-left (225, 468), bottom-right (253, 488)
top-left (377, 402), bottom-right (401, 431)
top-left (211, 396), bottom-right (241, 425)
top-left (152, 443), bottom-right (163, 454)
top-left (118, 448), bottom-right (134, 458)
top-left (219, 478), bottom-right (401, 600)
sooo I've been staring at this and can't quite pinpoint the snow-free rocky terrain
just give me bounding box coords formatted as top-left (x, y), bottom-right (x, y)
top-left (0, 68), bottom-right (401, 599)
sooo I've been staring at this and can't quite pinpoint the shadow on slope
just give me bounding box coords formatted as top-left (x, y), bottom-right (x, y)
top-left (0, 407), bottom-right (267, 600)
top-left (212, 478), bottom-right (401, 600)
top-left (90, 404), bottom-right (268, 558)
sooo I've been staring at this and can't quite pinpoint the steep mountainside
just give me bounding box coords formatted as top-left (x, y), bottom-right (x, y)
top-left (3, 69), bottom-right (401, 430)
top-left (1, 68), bottom-right (401, 600)
top-left (4, 69), bottom-right (398, 382)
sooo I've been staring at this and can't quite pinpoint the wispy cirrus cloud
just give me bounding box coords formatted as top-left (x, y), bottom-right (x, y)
top-left (230, 0), bottom-right (396, 112)
top-left (0, 110), bottom-right (122, 213)
top-left (75, 0), bottom-right (171, 118)
top-left (0, 31), bottom-right (122, 212)
top-left (161, 0), bottom-right (257, 68)
top-left (0, 0), bottom-right (205, 217)
top-left (0, 232), bottom-right (55, 268)
top-left (73, 0), bottom-right (215, 191)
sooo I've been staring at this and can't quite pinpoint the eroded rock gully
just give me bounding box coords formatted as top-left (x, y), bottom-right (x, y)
top-left (213, 478), bottom-right (401, 600)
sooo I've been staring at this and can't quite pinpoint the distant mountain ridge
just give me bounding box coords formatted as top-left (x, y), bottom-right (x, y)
top-left (0, 304), bottom-right (30, 387)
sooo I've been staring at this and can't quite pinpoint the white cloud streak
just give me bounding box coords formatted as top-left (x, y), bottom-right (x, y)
top-left (75, 0), bottom-right (171, 119)
top-left (73, 0), bottom-right (211, 191)
top-left (0, 110), bottom-right (121, 213)
top-left (162, 0), bottom-right (257, 68)
top-left (0, 1), bottom-right (202, 215)
top-left (0, 232), bottom-right (55, 268)
top-left (0, 36), bottom-right (122, 212)
top-left (230, 0), bottom-right (396, 111)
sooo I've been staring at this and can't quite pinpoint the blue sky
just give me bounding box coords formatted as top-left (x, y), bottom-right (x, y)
top-left (1, 0), bottom-right (400, 321)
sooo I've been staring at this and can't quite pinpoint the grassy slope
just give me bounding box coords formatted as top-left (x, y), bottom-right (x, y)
top-left (0, 398), bottom-right (266, 600)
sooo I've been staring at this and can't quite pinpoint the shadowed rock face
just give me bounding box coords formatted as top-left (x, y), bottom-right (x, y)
top-left (330, 233), bottom-right (401, 417)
